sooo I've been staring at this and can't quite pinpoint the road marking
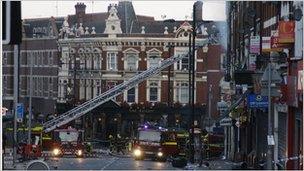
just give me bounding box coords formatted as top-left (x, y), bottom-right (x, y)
top-left (100, 157), bottom-right (118, 170)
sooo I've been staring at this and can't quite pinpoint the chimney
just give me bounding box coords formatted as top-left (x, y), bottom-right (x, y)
top-left (75, 3), bottom-right (86, 23)
top-left (194, 1), bottom-right (203, 21)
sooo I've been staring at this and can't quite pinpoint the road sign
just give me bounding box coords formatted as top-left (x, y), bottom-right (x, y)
top-left (16, 103), bottom-right (24, 122)
top-left (261, 87), bottom-right (281, 97)
top-left (267, 135), bottom-right (275, 146)
top-left (247, 94), bottom-right (268, 108)
top-left (2, 1), bottom-right (22, 45)
top-left (261, 64), bottom-right (282, 84)
top-left (220, 117), bottom-right (232, 126)
top-left (217, 101), bottom-right (228, 111)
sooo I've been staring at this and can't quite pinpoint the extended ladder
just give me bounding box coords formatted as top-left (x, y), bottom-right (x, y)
top-left (43, 53), bottom-right (189, 132)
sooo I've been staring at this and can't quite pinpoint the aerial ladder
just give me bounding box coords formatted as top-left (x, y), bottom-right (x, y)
top-left (43, 39), bottom-right (212, 133)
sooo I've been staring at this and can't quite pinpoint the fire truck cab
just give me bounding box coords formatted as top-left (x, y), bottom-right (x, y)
top-left (132, 124), bottom-right (183, 161)
top-left (132, 124), bottom-right (167, 161)
top-left (51, 127), bottom-right (85, 157)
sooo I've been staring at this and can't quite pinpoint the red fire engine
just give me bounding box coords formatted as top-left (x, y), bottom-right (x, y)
top-left (132, 124), bottom-right (182, 161)
top-left (51, 127), bottom-right (85, 157)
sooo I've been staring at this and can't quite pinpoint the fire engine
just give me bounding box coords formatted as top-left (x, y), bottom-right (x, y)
top-left (132, 124), bottom-right (186, 161)
top-left (6, 126), bottom-right (43, 160)
top-left (51, 126), bottom-right (85, 157)
top-left (202, 133), bottom-right (224, 158)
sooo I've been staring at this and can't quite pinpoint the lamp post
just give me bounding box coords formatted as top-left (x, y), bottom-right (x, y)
top-left (190, 3), bottom-right (197, 164)
top-left (167, 44), bottom-right (174, 127)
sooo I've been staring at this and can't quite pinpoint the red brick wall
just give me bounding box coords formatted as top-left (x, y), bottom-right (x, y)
top-left (139, 51), bottom-right (146, 70)
top-left (161, 80), bottom-right (168, 102)
top-left (138, 81), bottom-right (147, 102)
top-left (196, 81), bottom-right (207, 104)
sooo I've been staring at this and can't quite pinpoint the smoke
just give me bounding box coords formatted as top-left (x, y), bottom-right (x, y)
top-left (214, 21), bottom-right (227, 51)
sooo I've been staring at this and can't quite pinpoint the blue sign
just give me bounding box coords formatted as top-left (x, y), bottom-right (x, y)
top-left (247, 94), bottom-right (268, 108)
top-left (16, 103), bottom-right (24, 119)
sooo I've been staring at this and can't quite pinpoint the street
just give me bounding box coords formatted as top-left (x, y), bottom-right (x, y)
top-left (45, 156), bottom-right (178, 170)
top-left (24, 155), bottom-right (237, 170)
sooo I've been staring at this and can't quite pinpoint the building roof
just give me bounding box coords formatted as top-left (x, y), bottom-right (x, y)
top-left (21, 1), bottom-right (225, 38)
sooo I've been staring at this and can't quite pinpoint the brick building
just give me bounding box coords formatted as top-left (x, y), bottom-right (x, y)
top-left (2, 17), bottom-right (63, 119)
top-left (2, 1), bottom-right (225, 140)
top-left (224, 1), bottom-right (303, 169)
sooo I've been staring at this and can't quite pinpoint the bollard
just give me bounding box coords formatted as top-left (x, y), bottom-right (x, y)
top-left (26, 160), bottom-right (50, 170)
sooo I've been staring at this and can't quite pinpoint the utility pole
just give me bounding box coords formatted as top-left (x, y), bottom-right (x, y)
top-left (13, 45), bottom-right (19, 165)
top-left (28, 46), bottom-right (33, 145)
top-left (208, 85), bottom-right (212, 131)
top-left (167, 45), bottom-right (173, 127)
top-left (266, 62), bottom-right (273, 170)
top-left (191, 3), bottom-right (196, 163)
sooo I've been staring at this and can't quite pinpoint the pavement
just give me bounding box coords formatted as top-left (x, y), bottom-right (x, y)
top-left (184, 159), bottom-right (243, 170)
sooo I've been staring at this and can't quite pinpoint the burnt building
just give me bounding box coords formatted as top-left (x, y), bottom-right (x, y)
top-left (2, 1), bottom-right (225, 141)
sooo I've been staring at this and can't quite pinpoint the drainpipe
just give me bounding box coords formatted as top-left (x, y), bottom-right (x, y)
top-left (274, 103), bottom-right (278, 170)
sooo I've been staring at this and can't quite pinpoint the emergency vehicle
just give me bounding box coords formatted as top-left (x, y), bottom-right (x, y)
top-left (202, 133), bottom-right (224, 158)
top-left (6, 126), bottom-right (44, 160)
top-left (132, 124), bottom-right (185, 161)
top-left (51, 127), bottom-right (85, 157)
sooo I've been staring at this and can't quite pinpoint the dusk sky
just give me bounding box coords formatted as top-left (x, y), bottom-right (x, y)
top-left (22, 1), bottom-right (226, 21)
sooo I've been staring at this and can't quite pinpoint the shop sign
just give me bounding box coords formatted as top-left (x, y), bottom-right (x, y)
top-left (278, 21), bottom-right (295, 43)
top-left (247, 94), bottom-right (268, 108)
top-left (298, 70), bottom-right (303, 92)
top-left (276, 103), bottom-right (288, 113)
top-left (287, 76), bottom-right (298, 107)
top-left (250, 36), bottom-right (260, 54)
top-left (298, 62), bottom-right (303, 93)
top-left (220, 117), bottom-right (232, 126)
top-left (262, 37), bottom-right (271, 52)
top-left (16, 103), bottom-right (24, 123)
top-left (248, 54), bottom-right (257, 71)
top-left (271, 36), bottom-right (291, 50)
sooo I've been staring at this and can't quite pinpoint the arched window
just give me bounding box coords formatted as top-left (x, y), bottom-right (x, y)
top-left (148, 54), bottom-right (160, 68)
top-left (147, 48), bottom-right (162, 69)
top-left (126, 54), bottom-right (137, 71)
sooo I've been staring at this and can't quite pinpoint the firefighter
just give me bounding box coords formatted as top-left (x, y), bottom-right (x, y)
top-left (85, 142), bottom-right (92, 154)
top-left (109, 135), bottom-right (115, 152)
top-left (116, 134), bottom-right (124, 154)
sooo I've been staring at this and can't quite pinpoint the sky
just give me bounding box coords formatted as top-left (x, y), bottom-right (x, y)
top-left (21, 1), bottom-right (226, 21)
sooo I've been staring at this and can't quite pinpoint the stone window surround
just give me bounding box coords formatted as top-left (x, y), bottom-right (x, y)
top-left (146, 80), bottom-right (161, 102)
top-left (123, 48), bottom-right (140, 71)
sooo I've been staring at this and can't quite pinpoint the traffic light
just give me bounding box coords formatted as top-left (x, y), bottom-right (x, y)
top-left (2, 1), bottom-right (22, 45)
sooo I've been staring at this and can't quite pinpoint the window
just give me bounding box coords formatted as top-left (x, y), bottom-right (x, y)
top-left (126, 55), bottom-right (137, 71)
top-left (127, 87), bottom-right (135, 103)
top-left (106, 81), bottom-right (117, 100)
top-left (176, 82), bottom-right (189, 103)
top-left (149, 82), bottom-right (158, 102)
top-left (3, 52), bottom-right (7, 65)
top-left (96, 81), bottom-right (100, 96)
top-left (175, 49), bottom-right (189, 71)
top-left (80, 57), bottom-right (85, 69)
top-left (220, 54), bottom-right (226, 71)
top-left (148, 55), bottom-right (160, 68)
top-left (86, 56), bottom-right (92, 69)
top-left (3, 76), bottom-right (7, 95)
top-left (93, 55), bottom-right (101, 70)
top-left (107, 52), bottom-right (117, 70)
top-left (49, 51), bottom-right (53, 66)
